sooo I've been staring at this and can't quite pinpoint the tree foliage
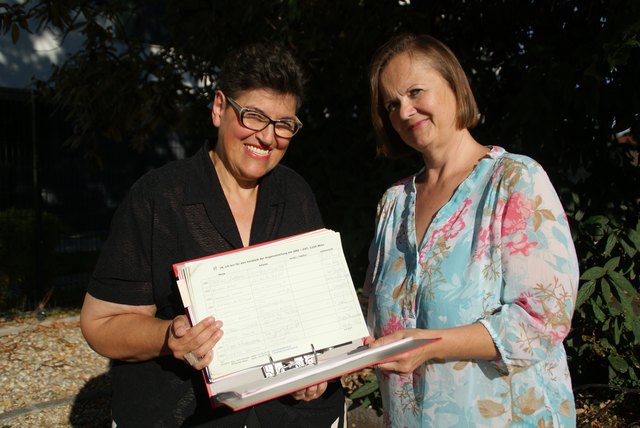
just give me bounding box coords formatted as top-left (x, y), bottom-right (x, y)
top-left (2, 0), bottom-right (639, 392)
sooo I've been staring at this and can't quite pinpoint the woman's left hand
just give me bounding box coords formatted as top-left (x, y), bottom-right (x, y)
top-left (370, 329), bottom-right (435, 375)
top-left (290, 382), bottom-right (327, 401)
top-left (168, 315), bottom-right (223, 371)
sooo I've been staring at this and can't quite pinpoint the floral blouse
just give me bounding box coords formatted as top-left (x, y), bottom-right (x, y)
top-left (365, 146), bottom-right (579, 427)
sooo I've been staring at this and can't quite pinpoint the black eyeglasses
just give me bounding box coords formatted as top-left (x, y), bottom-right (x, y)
top-left (225, 95), bottom-right (303, 138)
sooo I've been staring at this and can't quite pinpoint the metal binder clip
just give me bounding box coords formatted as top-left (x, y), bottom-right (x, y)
top-left (300, 344), bottom-right (318, 367)
top-left (260, 344), bottom-right (321, 378)
top-left (262, 354), bottom-right (278, 378)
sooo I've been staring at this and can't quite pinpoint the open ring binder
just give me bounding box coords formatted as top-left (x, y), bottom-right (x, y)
top-left (173, 229), bottom-right (439, 411)
top-left (261, 343), bottom-right (333, 378)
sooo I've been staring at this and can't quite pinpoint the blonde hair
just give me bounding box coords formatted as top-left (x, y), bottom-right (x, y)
top-left (369, 34), bottom-right (480, 158)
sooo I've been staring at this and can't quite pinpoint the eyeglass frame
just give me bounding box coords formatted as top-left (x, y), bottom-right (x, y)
top-left (223, 93), bottom-right (303, 138)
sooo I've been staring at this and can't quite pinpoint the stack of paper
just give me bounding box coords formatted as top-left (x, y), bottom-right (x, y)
top-left (174, 229), bottom-right (437, 410)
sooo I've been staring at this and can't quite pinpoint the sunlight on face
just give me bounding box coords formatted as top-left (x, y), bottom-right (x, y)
top-left (212, 89), bottom-right (298, 186)
top-left (380, 52), bottom-right (458, 153)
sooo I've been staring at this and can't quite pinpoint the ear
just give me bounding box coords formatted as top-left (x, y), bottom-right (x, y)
top-left (211, 90), bottom-right (225, 128)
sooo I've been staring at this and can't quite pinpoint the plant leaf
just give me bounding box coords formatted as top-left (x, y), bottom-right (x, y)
top-left (608, 271), bottom-right (637, 296)
top-left (619, 238), bottom-right (637, 258)
top-left (633, 317), bottom-right (640, 345)
top-left (608, 354), bottom-right (629, 373)
top-left (585, 215), bottom-right (609, 226)
top-left (604, 233), bottom-right (617, 256)
top-left (593, 301), bottom-right (606, 322)
top-left (608, 271), bottom-right (639, 331)
top-left (580, 266), bottom-right (606, 281)
top-left (349, 378), bottom-right (379, 399)
top-left (603, 256), bottom-right (620, 272)
top-left (576, 280), bottom-right (595, 309)
top-left (628, 228), bottom-right (640, 251)
top-left (601, 279), bottom-right (621, 317)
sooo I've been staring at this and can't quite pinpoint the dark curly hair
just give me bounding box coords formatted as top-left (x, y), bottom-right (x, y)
top-left (217, 43), bottom-right (306, 111)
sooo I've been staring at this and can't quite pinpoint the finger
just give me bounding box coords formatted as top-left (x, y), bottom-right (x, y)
top-left (183, 351), bottom-right (200, 366)
top-left (370, 331), bottom-right (404, 348)
top-left (313, 382), bottom-right (327, 397)
top-left (171, 315), bottom-right (191, 338)
top-left (183, 347), bottom-right (214, 370)
top-left (368, 336), bottom-right (391, 348)
top-left (291, 386), bottom-right (314, 401)
top-left (186, 321), bottom-right (224, 366)
top-left (189, 323), bottom-right (223, 358)
top-left (377, 358), bottom-right (417, 375)
top-left (170, 319), bottom-right (222, 363)
top-left (290, 390), bottom-right (305, 400)
top-left (182, 317), bottom-right (217, 340)
top-left (178, 319), bottom-right (222, 352)
top-left (190, 327), bottom-right (222, 366)
top-left (300, 391), bottom-right (316, 401)
top-left (305, 385), bottom-right (319, 397)
top-left (375, 361), bottom-right (396, 372)
top-left (296, 383), bottom-right (326, 401)
top-left (192, 348), bottom-right (214, 370)
top-left (199, 348), bottom-right (214, 367)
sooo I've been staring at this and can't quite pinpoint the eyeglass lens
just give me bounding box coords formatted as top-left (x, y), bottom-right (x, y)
top-left (226, 95), bottom-right (301, 138)
top-left (241, 111), bottom-right (299, 138)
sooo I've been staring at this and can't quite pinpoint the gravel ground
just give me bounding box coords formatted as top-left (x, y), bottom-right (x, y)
top-left (0, 311), bottom-right (381, 427)
top-left (0, 311), bottom-right (112, 427)
top-left (4, 311), bottom-right (635, 427)
top-left (0, 311), bottom-right (640, 428)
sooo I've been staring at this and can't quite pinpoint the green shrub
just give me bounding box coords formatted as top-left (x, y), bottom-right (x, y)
top-left (566, 197), bottom-right (640, 388)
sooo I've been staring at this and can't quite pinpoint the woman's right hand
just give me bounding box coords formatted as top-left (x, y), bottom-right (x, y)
top-left (370, 329), bottom-right (435, 374)
top-left (371, 323), bottom-right (498, 375)
top-left (168, 315), bottom-right (224, 370)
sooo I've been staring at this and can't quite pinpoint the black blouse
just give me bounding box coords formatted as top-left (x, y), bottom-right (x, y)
top-left (88, 141), bottom-right (344, 427)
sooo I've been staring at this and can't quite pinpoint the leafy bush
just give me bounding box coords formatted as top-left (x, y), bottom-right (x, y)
top-left (566, 203), bottom-right (640, 388)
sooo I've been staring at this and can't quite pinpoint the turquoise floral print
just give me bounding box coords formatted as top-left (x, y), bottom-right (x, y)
top-left (366, 146), bottom-right (579, 427)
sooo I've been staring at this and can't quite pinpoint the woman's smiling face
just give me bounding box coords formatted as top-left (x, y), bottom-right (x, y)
top-left (211, 88), bottom-right (298, 185)
top-left (379, 52), bottom-right (459, 154)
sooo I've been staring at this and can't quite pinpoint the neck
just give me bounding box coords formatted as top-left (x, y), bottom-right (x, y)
top-left (209, 150), bottom-right (259, 200)
top-left (418, 129), bottom-right (485, 186)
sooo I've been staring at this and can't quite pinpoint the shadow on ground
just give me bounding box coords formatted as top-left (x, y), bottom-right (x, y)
top-left (69, 372), bottom-right (112, 427)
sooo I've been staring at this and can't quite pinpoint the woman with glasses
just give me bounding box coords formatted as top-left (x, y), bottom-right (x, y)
top-left (80, 43), bottom-right (345, 427)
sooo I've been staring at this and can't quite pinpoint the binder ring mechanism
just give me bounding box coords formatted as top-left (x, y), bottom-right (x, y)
top-left (261, 344), bottom-right (320, 378)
